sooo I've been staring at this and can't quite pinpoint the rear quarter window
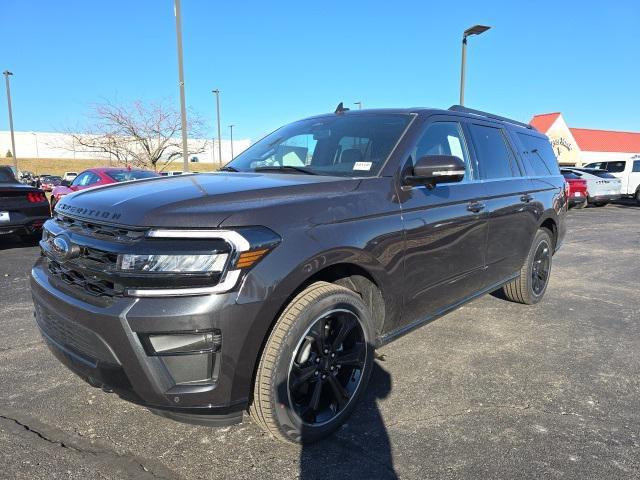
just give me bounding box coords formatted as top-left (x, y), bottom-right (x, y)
top-left (516, 133), bottom-right (559, 176)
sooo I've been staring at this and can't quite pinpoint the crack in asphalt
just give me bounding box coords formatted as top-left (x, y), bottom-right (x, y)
top-left (0, 412), bottom-right (179, 479)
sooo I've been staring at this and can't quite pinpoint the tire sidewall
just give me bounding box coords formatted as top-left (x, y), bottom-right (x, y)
top-left (268, 289), bottom-right (375, 444)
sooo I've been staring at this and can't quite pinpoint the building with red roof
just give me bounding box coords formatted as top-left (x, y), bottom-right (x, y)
top-left (529, 113), bottom-right (640, 166)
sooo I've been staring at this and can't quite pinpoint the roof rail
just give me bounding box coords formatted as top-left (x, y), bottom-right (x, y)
top-left (448, 105), bottom-right (532, 130)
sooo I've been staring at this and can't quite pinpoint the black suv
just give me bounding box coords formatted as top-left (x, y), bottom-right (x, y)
top-left (31, 106), bottom-right (566, 443)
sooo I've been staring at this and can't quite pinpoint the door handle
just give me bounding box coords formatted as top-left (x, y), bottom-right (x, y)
top-left (467, 201), bottom-right (486, 213)
top-left (520, 194), bottom-right (533, 203)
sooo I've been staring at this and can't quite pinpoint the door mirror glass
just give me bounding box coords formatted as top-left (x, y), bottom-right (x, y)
top-left (405, 155), bottom-right (466, 187)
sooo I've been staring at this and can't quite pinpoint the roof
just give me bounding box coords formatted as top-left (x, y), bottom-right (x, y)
top-left (569, 128), bottom-right (640, 153)
top-left (529, 113), bottom-right (561, 133)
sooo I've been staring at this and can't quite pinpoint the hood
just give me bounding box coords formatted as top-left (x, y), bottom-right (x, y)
top-left (55, 172), bottom-right (360, 227)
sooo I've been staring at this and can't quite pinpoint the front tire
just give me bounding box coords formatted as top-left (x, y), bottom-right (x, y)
top-left (503, 229), bottom-right (553, 305)
top-left (250, 281), bottom-right (374, 444)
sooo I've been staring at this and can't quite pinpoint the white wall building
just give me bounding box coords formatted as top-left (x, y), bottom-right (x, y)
top-left (0, 131), bottom-right (251, 165)
top-left (529, 113), bottom-right (640, 166)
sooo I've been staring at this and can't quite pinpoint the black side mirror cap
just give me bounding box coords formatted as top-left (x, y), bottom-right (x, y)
top-left (404, 155), bottom-right (466, 188)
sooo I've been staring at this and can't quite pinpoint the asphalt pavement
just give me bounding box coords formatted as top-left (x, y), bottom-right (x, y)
top-left (1, 202), bottom-right (639, 479)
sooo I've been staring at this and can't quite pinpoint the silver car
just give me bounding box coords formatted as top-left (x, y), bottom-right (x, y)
top-left (561, 168), bottom-right (622, 206)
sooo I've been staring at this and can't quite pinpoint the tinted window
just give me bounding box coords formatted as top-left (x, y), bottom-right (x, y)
top-left (578, 169), bottom-right (616, 179)
top-left (606, 161), bottom-right (626, 173)
top-left (561, 170), bottom-right (581, 180)
top-left (0, 167), bottom-right (17, 182)
top-left (227, 114), bottom-right (412, 177)
top-left (73, 172), bottom-right (100, 186)
top-left (412, 122), bottom-right (471, 180)
top-left (106, 170), bottom-right (158, 182)
top-left (469, 125), bottom-right (517, 179)
top-left (633, 160), bottom-right (640, 172)
top-left (517, 133), bottom-right (559, 176)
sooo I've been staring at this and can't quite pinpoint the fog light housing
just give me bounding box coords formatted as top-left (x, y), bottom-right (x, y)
top-left (140, 330), bottom-right (222, 386)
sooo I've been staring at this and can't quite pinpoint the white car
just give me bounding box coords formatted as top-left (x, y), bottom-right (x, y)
top-left (584, 158), bottom-right (640, 204)
top-left (62, 171), bottom-right (78, 182)
top-left (562, 168), bottom-right (622, 206)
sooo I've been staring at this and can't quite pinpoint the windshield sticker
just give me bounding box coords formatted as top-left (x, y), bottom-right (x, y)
top-left (353, 162), bottom-right (372, 171)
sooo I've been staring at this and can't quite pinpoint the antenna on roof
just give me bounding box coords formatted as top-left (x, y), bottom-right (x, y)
top-left (334, 102), bottom-right (350, 114)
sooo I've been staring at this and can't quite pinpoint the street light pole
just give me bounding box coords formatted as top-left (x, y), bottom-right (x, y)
top-left (174, 0), bottom-right (189, 172)
top-left (229, 125), bottom-right (235, 159)
top-left (212, 89), bottom-right (222, 166)
top-left (3, 71), bottom-right (17, 169)
top-left (459, 25), bottom-right (491, 106)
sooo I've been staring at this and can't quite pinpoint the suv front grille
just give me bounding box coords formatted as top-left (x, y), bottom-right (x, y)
top-left (53, 213), bottom-right (145, 242)
top-left (47, 259), bottom-right (123, 297)
top-left (34, 304), bottom-right (119, 364)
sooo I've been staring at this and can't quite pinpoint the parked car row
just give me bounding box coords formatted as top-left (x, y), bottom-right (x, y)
top-left (561, 167), bottom-right (622, 208)
top-left (584, 158), bottom-right (640, 203)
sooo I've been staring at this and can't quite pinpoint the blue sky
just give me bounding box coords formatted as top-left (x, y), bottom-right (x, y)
top-left (1, 0), bottom-right (639, 141)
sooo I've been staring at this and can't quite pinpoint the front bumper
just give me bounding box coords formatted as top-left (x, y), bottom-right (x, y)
top-left (30, 258), bottom-right (266, 426)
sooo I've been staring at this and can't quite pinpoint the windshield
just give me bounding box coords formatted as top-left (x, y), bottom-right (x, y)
top-left (0, 167), bottom-right (17, 183)
top-left (106, 170), bottom-right (158, 182)
top-left (226, 113), bottom-right (412, 177)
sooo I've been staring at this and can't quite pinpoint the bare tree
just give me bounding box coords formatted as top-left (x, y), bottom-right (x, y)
top-left (65, 99), bottom-right (207, 171)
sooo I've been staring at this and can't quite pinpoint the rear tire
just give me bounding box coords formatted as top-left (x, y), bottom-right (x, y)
top-left (502, 229), bottom-right (553, 305)
top-left (573, 200), bottom-right (587, 209)
top-left (635, 189), bottom-right (640, 205)
top-left (250, 281), bottom-right (374, 444)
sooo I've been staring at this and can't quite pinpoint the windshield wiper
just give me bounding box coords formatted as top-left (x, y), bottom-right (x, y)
top-left (219, 165), bottom-right (239, 172)
top-left (254, 166), bottom-right (318, 175)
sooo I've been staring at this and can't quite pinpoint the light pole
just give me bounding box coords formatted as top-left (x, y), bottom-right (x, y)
top-left (459, 25), bottom-right (491, 106)
top-left (212, 89), bottom-right (222, 166)
top-left (354, 101), bottom-right (362, 110)
top-left (31, 131), bottom-right (39, 159)
top-left (3, 70), bottom-right (17, 169)
top-left (229, 124), bottom-right (235, 159)
top-left (174, 0), bottom-right (189, 172)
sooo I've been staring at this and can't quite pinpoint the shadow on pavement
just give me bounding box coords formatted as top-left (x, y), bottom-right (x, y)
top-left (299, 361), bottom-right (398, 479)
top-left (0, 234), bottom-right (41, 251)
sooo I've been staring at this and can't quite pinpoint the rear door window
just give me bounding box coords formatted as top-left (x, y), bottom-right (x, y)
top-left (468, 124), bottom-right (518, 180)
top-left (633, 160), bottom-right (640, 172)
top-left (516, 133), bottom-right (559, 176)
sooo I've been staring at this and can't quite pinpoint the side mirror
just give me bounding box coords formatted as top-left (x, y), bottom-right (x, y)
top-left (404, 155), bottom-right (466, 188)
top-left (61, 180), bottom-right (71, 187)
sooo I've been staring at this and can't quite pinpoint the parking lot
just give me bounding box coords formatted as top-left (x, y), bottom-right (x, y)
top-left (0, 203), bottom-right (638, 479)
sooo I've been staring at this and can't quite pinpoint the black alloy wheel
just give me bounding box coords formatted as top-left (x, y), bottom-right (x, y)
top-left (531, 240), bottom-right (551, 296)
top-left (288, 309), bottom-right (366, 426)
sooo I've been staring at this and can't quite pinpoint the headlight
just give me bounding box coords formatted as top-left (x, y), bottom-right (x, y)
top-left (118, 253), bottom-right (228, 273)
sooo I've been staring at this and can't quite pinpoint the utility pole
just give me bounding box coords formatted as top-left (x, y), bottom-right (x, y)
top-left (3, 71), bottom-right (17, 169)
top-left (229, 124), bottom-right (235, 159)
top-left (174, 0), bottom-right (189, 172)
top-left (459, 25), bottom-right (491, 106)
top-left (212, 89), bottom-right (222, 166)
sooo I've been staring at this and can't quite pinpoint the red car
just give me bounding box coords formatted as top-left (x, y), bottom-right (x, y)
top-left (50, 167), bottom-right (159, 210)
top-left (562, 171), bottom-right (588, 209)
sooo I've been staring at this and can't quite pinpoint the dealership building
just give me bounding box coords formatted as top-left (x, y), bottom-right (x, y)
top-left (529, 113), bottom-right (640, 167)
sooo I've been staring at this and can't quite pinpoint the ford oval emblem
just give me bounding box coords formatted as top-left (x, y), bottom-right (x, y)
top-left (50, 236), bottom-right (78, 260)
top-left (52, 237), bottom-right (70, 256)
